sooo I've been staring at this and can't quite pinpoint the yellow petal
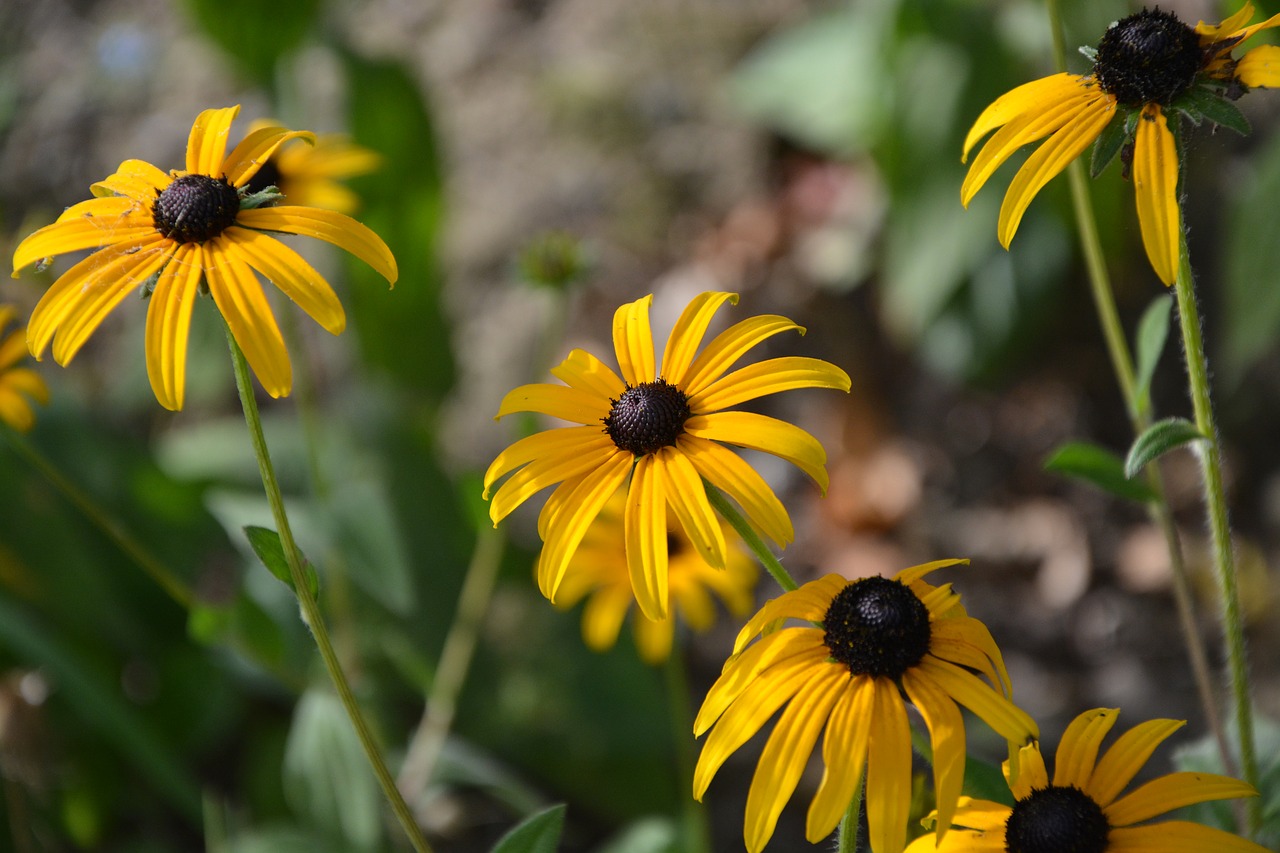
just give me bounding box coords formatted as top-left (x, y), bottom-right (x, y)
top-left (1196, 4), bottom-right (1255, 41)
top-left (483, 427), bottom-right (613, 500)
top-left (1133, 105), bottom-right (1180, 286)
top-left (660, 291), bottom-right (738, 386)
top-left (998, 95), bottom-right (1115, 248)
top-left (894, 558), bottom-right (969, 586)
top-left (677, 434), bottom-right (793, 546)
top-left (235, 206), bottom-right (398, 284)
top-left (806, 676), bottom-right (872, 843)
top-left (0, 369), bottom-right (48, 408)
top-left (538, 454), bottom-right (633, 602)
top-left (1210, 11), bottom-right (1280, 47)
top-left (929, 618), bottom-right (1012, 696)
top-left (550, 347), bottom-right (626, 400)
top-left (223, 126), bottom-right (316, 187)
top-left (494, 382), bottom-right (608, 425)
top-left (683, 315), bottom-right (804, 396)
top-left (732, 575), bottom-right (846, 655)
top-left (657, 447), bottom-right (726, 570)
top-left (90, 159), bottom-right (172, 204)
top-left (948, 797), bottom-right (1015, 832)
top-left (694, 628), bottom-right (826, 734)
top-left (1087, 718), bottom-right (1185, 806)
top-left (1237, 44), bottom-right (1280, 87)
top-left (1105, 772), bottom-right (1258, 828)
top-left (55, 196), bottom-right (143, 223)
top-left (917, 657), bottom-right (1038, 743)
top-left (222, 226), bottom-right (345, 334)
top-left (489, 442), bottom-right (619, 524)
top-left (632, 611), bottom-right (675, 664)
top-left (685, 411), bottom-right (829, 492)
top-left (903, 669), bottom-right (965, 841)
top-left (962, 73), bottom-right (1093, 161)
top-left (50, 246), bottom-right (172, 366)
top-left (1007, 741), bottom-right (1048, 801)
top-left (186, 106), bottom-right (241, 176)
top-left (613, 293), bottom-right (656, 386)
top-left (865, 677), bottom-right (913, 853)
top-left (202, 242), bottom-right (291, 398)
top-left (690, 356), bottom-right (850, 412)
top-left (1107, 820), bottom-right (1272, 853)
top-left (144, 243), bottom-right (202, 411)
top-left (12, 214), bottom-right (157, 275)
top-left (579, 584), bottom-right (633, 652)
top-left (1052, 707), bottom-right (1118, 790)
top-left (0, 391), bottom-right (36, 431)
top-left (625, 455), bottom-right (669, 620)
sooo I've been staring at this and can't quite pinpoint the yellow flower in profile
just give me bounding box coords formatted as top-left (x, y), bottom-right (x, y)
top-left (0, 306), bottom-right (49, 431)
top-left (11, 105), bottom-right (398, 411)
top-left (693, 560), bottom-right (1038, 853)
top-left (484, 291), bottom-right (850, 621)
top-left (547, 489), bottom-right (758, 664)
top-left (963, 4), bottom-right (1280, 284)
top-left (243, 119), bottom-right (381, 214)
top-left (905, 707), bottom-right (1269, 853)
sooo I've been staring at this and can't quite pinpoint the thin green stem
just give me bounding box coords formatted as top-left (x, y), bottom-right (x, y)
top-left (663, 647), bottom-right (711, 853)
top-left (224, 328), bottom-right (433, 853)
top-left (835, 774), bottom-right (865, 853)
top-left (703, 482), bottom-right (798, 593)
top-left (1171, 238), bottom-right (1259, 833)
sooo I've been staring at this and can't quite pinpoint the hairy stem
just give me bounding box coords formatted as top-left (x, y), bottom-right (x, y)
top-left (703, 482), bottom-right (798, 593)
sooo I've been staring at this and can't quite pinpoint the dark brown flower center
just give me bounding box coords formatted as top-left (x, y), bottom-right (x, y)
top-left (822, 576), bottom-right (931, 678)
top-left (1093, 8), bottom-right (1203, 106)
top-left (1005, 786), bottom-right (1110, 853)
top-left (153, 174), bottom-right (241, 243)
top-left (604, 380), bottom-right (691, 456)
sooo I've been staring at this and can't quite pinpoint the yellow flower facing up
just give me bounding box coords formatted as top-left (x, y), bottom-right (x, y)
top-left (484, 291), bottom-right (850, 621)
top-left (243, 119), bottom-right (382, 214)
top-left (905, 707), bottom-right (1269, 853)
top-left (11, 105), bottom-right (398, 411)
top-left (546, 488), bottom-right (758, 664)
top-left (693, 561), bottom-right (1039, 853)
top-left (963, 4), bottom-right (1280, 285)
top-left (0, 306), bottom-right (49, 431)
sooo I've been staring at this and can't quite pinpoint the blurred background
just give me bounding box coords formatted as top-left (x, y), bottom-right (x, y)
top-left (1, 0), bottom-right (1279, 850)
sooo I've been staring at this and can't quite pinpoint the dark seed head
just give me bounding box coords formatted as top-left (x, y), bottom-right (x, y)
top-left (1093, 8), bottom-right (1203, 106)
top-left (153, 174), bottom-right (241, 243)
top-left (823, 576), bottom-right (931, 678)
top-left (604, 379), bottom-right (691, 456)
top-left (1005, 786), bottom-right (1110, 853)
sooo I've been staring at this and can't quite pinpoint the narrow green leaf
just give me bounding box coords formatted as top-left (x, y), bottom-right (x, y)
top-left (1175, 87), bottom-right (1251, 135)
top-left (491, 805), bottom-right (567, 853)
top-left (1133, 295), bottom-right (1172, 415)
top-left (1045, 442), bottom-right (1157, 503)
top-left (244, 525), bottom-right (318, 596)
top-left (1091, 110), bottom-right (1129, 177)
top-left (1124, 418), bottom-right (1206, 478)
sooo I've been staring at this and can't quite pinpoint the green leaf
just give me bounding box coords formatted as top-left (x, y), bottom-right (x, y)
top-left (1124, 418), bottom-right (1206, 478)
top-left (1045, 442), bottom-right (1157, 503)
top-left (1174, 87), bottom-right (1251, 135)
top-left (181, 0), bottom-right (320, 84)
top-left (243, 525), bottom-right (318, 597)
top-left (1091, 110), bottom-right (1129, 177)
top-left (963, 754), bottom-right (1016, 807)
top-left (490, 805), bottom-right (567, 853)
top-left (1133, 295), bottom-right (1172, 415)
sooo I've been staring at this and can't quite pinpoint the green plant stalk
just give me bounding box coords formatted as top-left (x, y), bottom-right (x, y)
top-left (835, 774), bottom-right (865, 853)
top-left (703, 482), bottom-right (799, 593)
top-left (225, 328), bottom-right (433, 853)
top-left (664, 647), bottom-right (712, 853)
top-left (1043, 0), bottom-right (1235, 784)
top-left (1171, 238), bottom-right (1259, 832)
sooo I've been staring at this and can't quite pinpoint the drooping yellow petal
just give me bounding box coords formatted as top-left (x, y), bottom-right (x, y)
top-left (538, 454), bottom-right (632, 602)
top-left (1236, 44), bottom-right (1280, 87)
top-left (1052, 707), bottom-right (1118, 790)
top-left (1107, 820), bottom-right (1272, 853)
top-left (223, 127), bottom-right (316, 187)
top-left (632, 610), bottom-right (676, 664)
top-left (90, 159), bottom-right (172, 204)
top-left (685, 411), bottom-right (829, 492)
top-left (49, 246), bottom-right (172, 366)
top-left (550, 347), bottom-right (626, 400)
top-left (744, 668), bottom-right (845, 853)
top-left (732, 575), bottom-right (846, 654)
top-left (186, 106), bottom-right (241, 176)
top-left (495, 382), bottom-right (609, 425)
top-left (235, 206), bottom-right (398, 284)
top-left (917, 657), bottom-right (1038, 743)
top-left (963, 73), bottom-right (1094, 161)
top-left (929, 618), bottom-right (1011, 696)
top-left (578, 584), bottom-right (633, 652)
top-left (678, 434), bottom-right (794, 546)
top-left (865, 676), bottom-right (913, 853)
top-left (657, 447), bottom-right (726, 570)
top-left (489, 443), bottom-right (618, 524)
top-left (1105, 772), bottom-right (1258, 828)
top-left (222, 227), bottom-right (345, 334)
top-left (612, 294), bottom-right (656, 386)
top-left (1133, 105), bottom-right (1180, 286)
top-left (660, 291), bottom-right (738, 386)
top-left (690, 356), bottom-right (850, 413)
top-left (895, 558), bottom-right (968, 586)
top-left (806, 675), bottom-right (871, 843)
top-left (682, 315), bottom-right (803, 396)
top-left (903, 668), bottom-right (965, 841)
top-left (201, 242), bottom-right (291, 398)
top-left (0, 331), bottom-right (29, 370)
top-left (12, 213), bottom-right (158, 275)
top-left (998, 95), bottom-right (1115, 248)
top-left (1007, 741), bottom-right (1049, 801)
top-left (694, 628), bottom-right (826, 734)
top-left (0, 391), bottom-right (37, 432)
top-left (483, 426), bottom-right (613, 499)
top-left (625, 455), bottom-right (669, 620)
top-left (144, 243), bottom-right (202, 411)
top-left (1086, 718), bottom-right (1185, 806)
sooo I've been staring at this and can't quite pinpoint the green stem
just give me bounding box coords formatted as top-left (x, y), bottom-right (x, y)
top-left (1043, 0), bottom-right (1235, 786)
top-left (663, 647), bottom-right (711, 853)
top-left (703, 482), bottom-right (798, 592)
top-left (1171, 238), bottom-right (1259, 833)
top-left (224, 328), bottom-right (433, 853)
top-left (835, 774), bottom-right (865, 853)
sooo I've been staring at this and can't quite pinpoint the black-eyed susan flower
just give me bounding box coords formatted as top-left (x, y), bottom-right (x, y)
top-left (242, 119), bottom-right (381, 215)
top-left (905, 707), bottom-right (1269, 853)
top-left (693, 560), bottom-right (1038, 853)
top-left (547, 488), bottom-right (758, 664)
top-left (0, 306), bottom-right (49, 432)
top-left (10, 105), bottom-right (397, 411)
top-left (963, 4), bottom-right (1280, 285)
top-left (484, 291), bottom-right (850, 621)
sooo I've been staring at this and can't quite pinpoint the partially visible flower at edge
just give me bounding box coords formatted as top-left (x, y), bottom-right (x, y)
top-left (483, 290), bottom-right (851, 621)
top-left (11, 105), bottom-right (398, 411)
top-left (242, 118), bottom-right (381, 215)
top-left (693, 560), bottom-right (1038, 853)
top-left (0, 306), bottom-right (49, 431)
top-left (963, 3), bottom-right (1280, 284)
top-left (904, 707), bottom-right (1269, 853)
top-left (546, 488), bottom-right (758, 664)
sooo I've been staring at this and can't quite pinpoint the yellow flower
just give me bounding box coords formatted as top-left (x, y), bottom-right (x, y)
top-left (547, 489), bottom-right (758, 664)
top-left (243, 119), bottom-right (381, 214)
top-left (0, 306), bottom-right (49, 431)
top-left (693, 561), bottom-right (1038, 853)
top-left (963, 4), bottom-right (1280, 285)
top-left (905, 707), bottom-right (1269, 853)
top-left (10, 105), bottom-right (398, 411)
top-left (484, 291), bottom-right (850, 620)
